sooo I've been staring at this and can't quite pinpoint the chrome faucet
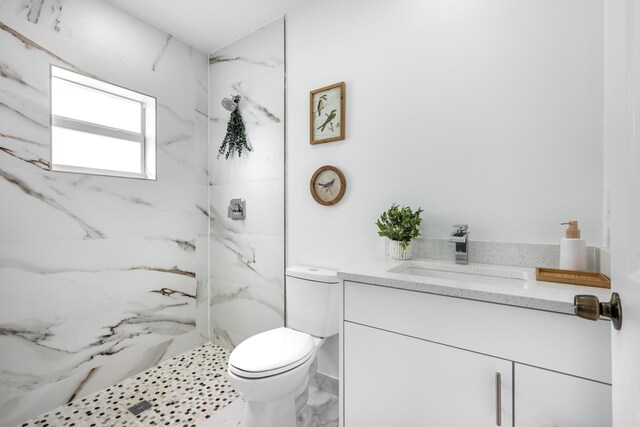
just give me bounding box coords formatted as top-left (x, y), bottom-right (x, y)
top-left (449, 224), bottom-right (470, 264)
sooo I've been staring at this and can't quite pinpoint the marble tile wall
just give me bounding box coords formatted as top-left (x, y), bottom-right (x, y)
top-left (208, 18), bottom-right (285, 349)
top-left (0, 0), bottom-right (208, 425)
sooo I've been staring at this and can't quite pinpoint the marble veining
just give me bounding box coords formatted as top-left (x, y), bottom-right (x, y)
top-left (0, 0), bottom-right (209, 425)
top-left (208, 55), bottom-right (283, 68)
top-left (0, 168), bottom-right (105, 239)
top-left (210, 208), bottom-right (257, 273)
top-left (0, 331), bottom-right (206, 427)
top-left (209, 209), bottom-right (283, 299)
top-left (208, 18), bottom-right (285, 350)
top-left (158, 103), bottom-right (196, 129)
top-left (0, 287), bottom-right (195, 397)
top-left (152, 34), bottom-right (173, 72)
top-left (5, 0), bottom-right (64, 30)
top-left (231, 81), bottom-right (281, 123)
top-left (0, 62), bottom-right (43, 92)
top-left (208, 202), bottom-right (284, 297)
top-left (0, 145), bottom-right (48, 169)
top-left (0, 90), bottom-right (48, 128)
top-left (0, 234), bottom-right (198, 326)
top-left (0, 132), bottom-right (42, 147)
top-left (26, 0), bottom-right (45, 24)
top-left (0, 168), bottom-right (200, 245)
top-left (0, 20), bottom-right (86, 74)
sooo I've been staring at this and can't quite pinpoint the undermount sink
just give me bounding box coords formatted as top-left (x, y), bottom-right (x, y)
top-left (388, 261), bottom-right (530, 288)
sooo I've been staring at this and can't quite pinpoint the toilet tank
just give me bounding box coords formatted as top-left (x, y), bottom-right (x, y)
top-left (286, 266), bottom-right (340, 338)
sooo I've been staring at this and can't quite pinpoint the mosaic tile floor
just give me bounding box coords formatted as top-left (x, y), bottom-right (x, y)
top-left (20, 343), bottom-right (339, 427)
top-left (21, 344), bottom-right (239, 427)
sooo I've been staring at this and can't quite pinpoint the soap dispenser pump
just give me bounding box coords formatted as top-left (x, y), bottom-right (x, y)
top-left (559, 221), bottom-right (587, 271)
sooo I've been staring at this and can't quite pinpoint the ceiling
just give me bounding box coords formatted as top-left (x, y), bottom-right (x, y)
top-left (106, 0), bottom-right (309, 53)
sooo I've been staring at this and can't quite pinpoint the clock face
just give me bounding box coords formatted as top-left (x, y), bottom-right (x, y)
top-left (310, 166), bottom-right (346, 205)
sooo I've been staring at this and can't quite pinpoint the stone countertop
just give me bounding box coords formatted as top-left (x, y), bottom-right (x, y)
top-left (337, 257), bottom-right (612, 315)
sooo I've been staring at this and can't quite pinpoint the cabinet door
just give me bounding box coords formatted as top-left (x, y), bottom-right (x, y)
top-left (344, 322), bottom-right (513, 427)
top-left (514, 364), bottom-right (611, 427)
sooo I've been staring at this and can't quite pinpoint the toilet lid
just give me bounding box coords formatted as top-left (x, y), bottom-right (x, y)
top-left (229, 327), bottom-right (315, 378)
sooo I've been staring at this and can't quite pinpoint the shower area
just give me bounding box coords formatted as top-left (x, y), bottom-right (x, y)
top-left (207, 19), bottom-right (286, 350)
top-left (0, 1), bottom-right (289, 424)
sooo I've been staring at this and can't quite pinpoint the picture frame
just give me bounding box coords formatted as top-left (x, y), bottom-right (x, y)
top-left (310, 165), bottom-right (346, 206)
top-left (310, 82), bottom-right (345, 144)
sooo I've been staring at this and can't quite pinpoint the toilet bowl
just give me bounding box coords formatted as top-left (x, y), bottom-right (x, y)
top-left (228, 328), bottom-right (324, 427)
top-left (227, 266), bottom-right (339, 427)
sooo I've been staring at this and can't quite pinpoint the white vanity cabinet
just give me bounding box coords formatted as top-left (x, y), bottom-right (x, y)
top-left (345, 322), bottom-right (512, 426)
top-left (341, 280), bottom-right (612, 427)
top-left (514, 364), bottom-right (612, 427)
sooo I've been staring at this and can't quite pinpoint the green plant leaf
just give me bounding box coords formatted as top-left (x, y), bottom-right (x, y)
top-left (218, 108), bottom-right (252, 159)
top-left (375, 203), bottom-right (424, 245)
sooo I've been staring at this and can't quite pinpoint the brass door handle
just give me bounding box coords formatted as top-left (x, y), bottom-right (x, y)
top-left (574, 292), bottom-right (622, 330)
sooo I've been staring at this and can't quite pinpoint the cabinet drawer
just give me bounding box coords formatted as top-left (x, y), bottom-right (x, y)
top-left (344, 280), bottom-right (611, 383)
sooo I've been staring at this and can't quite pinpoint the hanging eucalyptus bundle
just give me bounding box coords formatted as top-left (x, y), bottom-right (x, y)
top-left (218, 98), bottom-right (251, 159)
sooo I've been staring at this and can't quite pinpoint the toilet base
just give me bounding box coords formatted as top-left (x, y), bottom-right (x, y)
top-left (295, 386), bottom-right (312, 427)
top-left (243, 394), bottom-right (297, 427)
top-left (239, 360), bottom-right (317, 427)
top-left (241, 389), bottom-right (313, 427)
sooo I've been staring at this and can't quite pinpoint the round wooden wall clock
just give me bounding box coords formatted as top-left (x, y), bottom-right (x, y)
top-left (310, 165), bottom-right (346, 206)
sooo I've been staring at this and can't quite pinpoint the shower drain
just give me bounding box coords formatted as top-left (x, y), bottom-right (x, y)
top-left (128, 400), bottom-right (152, 415)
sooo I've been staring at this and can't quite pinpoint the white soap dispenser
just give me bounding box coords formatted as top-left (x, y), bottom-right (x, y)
top-left (559, 221), bottom-right (588, 271)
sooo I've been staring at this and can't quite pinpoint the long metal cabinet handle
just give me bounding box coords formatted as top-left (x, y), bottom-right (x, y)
top-left (495, 372), bottom-right (502, 426)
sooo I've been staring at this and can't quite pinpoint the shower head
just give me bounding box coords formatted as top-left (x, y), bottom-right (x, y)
top-left (222, 95), bottom-right (240, 112)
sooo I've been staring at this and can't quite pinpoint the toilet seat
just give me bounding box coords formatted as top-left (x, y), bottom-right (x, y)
top-left (229, 327), bottom-right (315, 379)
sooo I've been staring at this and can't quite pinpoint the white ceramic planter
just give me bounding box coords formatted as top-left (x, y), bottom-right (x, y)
top-left (388, 239), bottom-right (413, 260)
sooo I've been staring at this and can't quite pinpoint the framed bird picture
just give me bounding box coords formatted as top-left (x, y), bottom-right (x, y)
top-left (310, 165), bottom-right (346, 206)
top-left (310, 82), bottom-right (345, 144)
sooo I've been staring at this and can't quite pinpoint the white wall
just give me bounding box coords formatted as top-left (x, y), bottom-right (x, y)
top-left (286, 0), bottom-right (604, 275)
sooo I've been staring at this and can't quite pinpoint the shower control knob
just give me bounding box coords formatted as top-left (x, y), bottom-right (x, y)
top-left (228, 198), bottom-right (246, 220)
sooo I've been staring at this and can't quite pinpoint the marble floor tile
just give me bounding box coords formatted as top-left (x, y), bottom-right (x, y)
top-left (199, 385), bottom-right (339, 427)
top-left (307, 386), bottom-right (339, 427)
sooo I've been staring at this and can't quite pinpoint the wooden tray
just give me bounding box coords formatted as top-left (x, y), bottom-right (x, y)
top-left (536, 268), bottom-right (611, 289)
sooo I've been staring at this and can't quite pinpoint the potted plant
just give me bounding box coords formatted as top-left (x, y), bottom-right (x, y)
top-left (375, 204), bottom-right (424, 260)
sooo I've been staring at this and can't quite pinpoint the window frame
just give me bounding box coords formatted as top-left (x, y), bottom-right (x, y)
top-left (49, 65), bottom-right (157, 180)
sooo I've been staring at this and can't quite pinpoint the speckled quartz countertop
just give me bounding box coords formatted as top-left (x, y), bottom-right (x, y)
top-left (337, 257), bottom-right (612, 315)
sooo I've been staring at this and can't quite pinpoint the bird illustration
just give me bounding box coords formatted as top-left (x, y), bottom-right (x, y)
top-left (317, 94), bottom-right (327, 117)
top-left (317, 109), bottom-right (337, 132)
top-left (318, 178), bottom-right (336, 195)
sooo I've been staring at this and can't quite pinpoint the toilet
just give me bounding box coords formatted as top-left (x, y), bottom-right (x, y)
top-left (227, 266), bottom-right (340, 427)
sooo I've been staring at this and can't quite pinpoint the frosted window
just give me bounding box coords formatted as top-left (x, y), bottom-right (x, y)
top-left (50, 66), bottom-right (156, 180)
top-left (52, 78), bottom-right (142, 133)
top-left (52, 127), bottom-right (142, 174)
